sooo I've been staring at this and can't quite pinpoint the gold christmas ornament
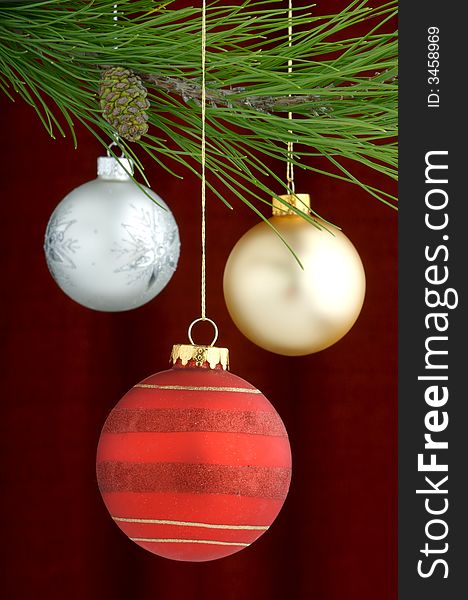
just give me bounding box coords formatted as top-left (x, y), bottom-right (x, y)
top-left (223, 194), bottom-right (366, 356)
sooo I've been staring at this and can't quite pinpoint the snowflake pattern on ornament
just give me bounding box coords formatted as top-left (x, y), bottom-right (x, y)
top-left (112, 203), bottom-right (178, 288)
top-left (44, 208), bottom-right (79, 270)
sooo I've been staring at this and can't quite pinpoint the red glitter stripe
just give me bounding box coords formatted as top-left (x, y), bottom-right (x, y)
top-left (97, 462), bottom-right (291, 500)
top-left (103, 408), bottom-right (287, 437)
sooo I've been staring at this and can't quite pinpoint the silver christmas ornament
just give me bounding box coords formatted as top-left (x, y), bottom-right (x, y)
top-left (44, 156), bottom-right (180, 311)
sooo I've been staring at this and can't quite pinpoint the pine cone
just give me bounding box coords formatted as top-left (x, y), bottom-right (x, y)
top-left (99, 67), bottom-right (150, 142)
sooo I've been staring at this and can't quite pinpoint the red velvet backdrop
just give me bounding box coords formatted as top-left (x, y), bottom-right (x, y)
top-left (0, 1), bottom-right (397, 598)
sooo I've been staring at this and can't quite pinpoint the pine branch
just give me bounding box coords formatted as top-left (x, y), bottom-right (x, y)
top-left (0, 0), bottom-right (398, 217)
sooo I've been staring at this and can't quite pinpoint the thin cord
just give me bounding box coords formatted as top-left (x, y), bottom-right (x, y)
top-left (187, 1), bottom-right (216, 345)
top-left (286, 0), bottom-right (295, 194)
top-left (201, 0), bottom-right (207, 319)
top-left (113, 3), bottom-right (118, 47)
top-left (112, 4), bottom-right (121, 147)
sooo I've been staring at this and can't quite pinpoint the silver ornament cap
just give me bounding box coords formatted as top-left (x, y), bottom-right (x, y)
top-left (97, 156), bottom-right (134, 181)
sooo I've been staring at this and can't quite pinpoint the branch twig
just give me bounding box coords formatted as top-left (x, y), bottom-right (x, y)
top-left (140, 72), bottom-right (333, 115)
top-left (135, 70), bottom-right (395, 115)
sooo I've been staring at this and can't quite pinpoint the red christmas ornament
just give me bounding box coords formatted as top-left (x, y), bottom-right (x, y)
top-left (96, 344), bottom-right (292, 562)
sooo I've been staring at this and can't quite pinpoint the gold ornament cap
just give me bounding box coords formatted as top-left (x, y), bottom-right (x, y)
top-left (170, 344), bottom-right (230, 370)
top-left (272, 193), bottom-right (311, 216)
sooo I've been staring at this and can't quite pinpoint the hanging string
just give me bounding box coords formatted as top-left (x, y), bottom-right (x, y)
top-left (112, 3), bottom-right (119, 51)
top-left (111, 4), bottom-right (121, 148)
top-left (200, 0), bottom-right (207, 320)
top-left (286, 0), bottom-right (295, 194)
top-left (187, 0), bottom-right (218, 347)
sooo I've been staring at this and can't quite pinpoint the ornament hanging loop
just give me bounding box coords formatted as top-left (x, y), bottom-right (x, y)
top-left (188, 317), bottom-right (219, 347)
top-left (107, 140), bottom-right (126, 158)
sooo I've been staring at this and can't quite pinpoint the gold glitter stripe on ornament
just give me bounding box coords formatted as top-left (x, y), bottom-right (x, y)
top-left (113, 516), bottom-right (269, 531)
top-left (134, 384), bottom-right (261, 394)
top-left (130, 537), bottom-right (250, 547)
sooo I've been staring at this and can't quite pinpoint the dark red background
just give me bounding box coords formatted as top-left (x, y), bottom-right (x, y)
top-left (0, 1), bottom-right (397, 598)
